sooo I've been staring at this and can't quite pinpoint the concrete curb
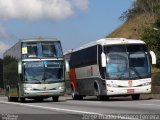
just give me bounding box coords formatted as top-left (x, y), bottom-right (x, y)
top-left (141, 94), bottom-right (160, 99)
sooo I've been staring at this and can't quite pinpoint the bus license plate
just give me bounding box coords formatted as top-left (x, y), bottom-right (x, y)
top-left (127, 89), bottom-right (134, 94)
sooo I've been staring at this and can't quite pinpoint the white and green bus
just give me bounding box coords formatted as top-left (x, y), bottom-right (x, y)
top-left (3, 38), bottom-right (66, 102)
top-left (65, 38), bottom-right (156, 100)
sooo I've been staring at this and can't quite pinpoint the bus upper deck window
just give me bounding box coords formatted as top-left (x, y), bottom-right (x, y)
top-left (42, 43), bottom-right (57, 57)
top-left (28, 46), bottom-right (37, 58)
top-left (22, 43), bottom-right (38, 58)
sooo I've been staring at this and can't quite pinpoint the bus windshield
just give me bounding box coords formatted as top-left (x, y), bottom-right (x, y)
top-left (22, 43), bottom-right (38, 58)
top-left (104, 44), bottom-right (150, 80)
top-left (24, 61), bottom-right (63, 83)
top-left (42, 42), bottom-right (62, 58)
top-left (22, 41), bottom-right (63, 59)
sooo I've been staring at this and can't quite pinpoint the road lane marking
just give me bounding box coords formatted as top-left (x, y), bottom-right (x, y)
top-left (0, 100), bottom-right (101, 114)
top-left (69, 100), bottom-right (103, 104)
top-left (140, 103), bottom-right (160, 106)
top-left (0, 100), bottom-right (140, 120)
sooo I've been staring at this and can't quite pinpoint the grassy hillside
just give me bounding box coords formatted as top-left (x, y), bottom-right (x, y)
top-left (107, 13), bottom-right (160, 72)
top-left (106, 0), bottom-right (160, 69)
top-left (107, 13), bottom-right (155, 39)
top-left (107, 0), bottom-right (160, 39)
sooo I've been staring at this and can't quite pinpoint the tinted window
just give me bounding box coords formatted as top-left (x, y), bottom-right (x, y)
top-left (22, 41), bottom-right (63, 59)
top-left (104, 44), bottom-right (150, 80)
top-left (22, 43), bottom-right (38, 58)
top-left (41, 42), bottom-right (63, 57)
top-left (70, 46), bottom-right (97, 68)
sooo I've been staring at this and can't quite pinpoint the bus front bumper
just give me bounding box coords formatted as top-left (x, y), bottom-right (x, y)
top-left (106, 86), bottom-right (151, 96)
top-left (22, 89), bottom-right (65, 98)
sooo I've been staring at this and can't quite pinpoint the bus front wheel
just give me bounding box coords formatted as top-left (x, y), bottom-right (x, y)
top-left (95, 87), bottom-right (109, 101)
top-left (95, 84), bottom-right (102, 101)
top-left (34, 97), bottom-right (43, 102)
top-left (20, 97), bottom-right (26, 103)
top-left (13, 97), bottom-right (19, 102)
top-left (52, 96), bottom-right (59, 102)
top-left (132, 94), bottom-right (140, 100)
top-left (8, 96), bottom-right (14, 102)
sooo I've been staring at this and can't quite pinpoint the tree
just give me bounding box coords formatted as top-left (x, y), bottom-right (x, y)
top-left (0, 59), bottom-right (3, 88)
top-left (141, 17), bottom-right (160, 67)
top-left (120, 0), bottom-right (160, 21)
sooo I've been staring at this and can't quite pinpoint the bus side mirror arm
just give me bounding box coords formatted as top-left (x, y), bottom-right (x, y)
top-left (101, 52), bottom-right (106, 67)
top-left (18, 61), bottom-right (22, 74)
top-left (150, 51), bottom-right (156, 65)
top-left (65, 60), bottom-right (70, 72)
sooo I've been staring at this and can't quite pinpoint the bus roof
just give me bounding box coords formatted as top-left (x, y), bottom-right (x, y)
top-left (4, 38), bottom-right (60, 59)
top-left (82, 38), bottom-right (145, 47)
top-left (65, 38), bottom-right (146, 54)
top-left (20, 38), bottom-right (60, 42)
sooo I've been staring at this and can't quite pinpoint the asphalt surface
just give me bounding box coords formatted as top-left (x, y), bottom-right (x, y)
top-left (0, 96), bottom-right (160, 120)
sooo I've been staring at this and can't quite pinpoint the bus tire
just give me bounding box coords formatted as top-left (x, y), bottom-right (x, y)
top-left (8, 96), bottom-right (14, 102)
top-left (72, 93), bottom-right (83, 100)
top-left (98, 95), bottom-right (109, 101)
top-left (95, 89), bottom-right (103, 101)
top-left (132, 94), bottom-right (140, 100)
top-left (6, 87), bottom-right (14, 102)
top-left (77, 95), bottom-right (83, 100)
top-left (52, 96), bottom-right (59, 102)
top-left (95, 88), bottom-right (109, 101)
top-left (94, 82), bottom-right (104, 101)
top-left (72, 91), bottom-right (78, 100)
top-left (34, 97), bottom-right (43, 102)
top-left (97, 95), bottom-right (104, 101)
top-left (71, 84), bottom-right (77, 100)
top-left (13, 97), bottom-right (19, 102)
top-left (20, 97), bottom-right (26, 103)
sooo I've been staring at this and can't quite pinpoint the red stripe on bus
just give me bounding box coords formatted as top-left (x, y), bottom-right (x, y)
top-left (69, 68), bottom-right (77, 88)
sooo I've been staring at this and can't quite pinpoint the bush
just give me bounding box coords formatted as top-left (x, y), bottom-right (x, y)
top-left (141, 17), bottom-right (160, 67)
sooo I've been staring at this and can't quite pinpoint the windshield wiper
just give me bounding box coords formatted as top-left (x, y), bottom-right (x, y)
top-left (25, 78), bottom-right (42, 84)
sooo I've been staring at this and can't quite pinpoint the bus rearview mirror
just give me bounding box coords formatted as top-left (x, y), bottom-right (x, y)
top-left (18, 61), bottom-right (22, 74)
top-left (150, 51), bottom-right (156, 65)
top-left (65, 60), bottom-right (70, 72)
top-left (101, 52), bottom-right (106, 67)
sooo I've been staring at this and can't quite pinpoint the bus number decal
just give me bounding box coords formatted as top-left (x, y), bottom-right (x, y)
top-left (22, 47), bottom-right (28, 54)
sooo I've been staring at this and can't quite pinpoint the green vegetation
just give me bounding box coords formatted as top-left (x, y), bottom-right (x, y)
top-left (3, 56), bottom-right (18, 89)
top-left (0, 59), bottom-right (3, 88)
top-left (141, 17), bottom-right (160, 68)
top-left (107, 0), bottom-right (160, 68)
top-left (120, 0), bottom-right (160, 21)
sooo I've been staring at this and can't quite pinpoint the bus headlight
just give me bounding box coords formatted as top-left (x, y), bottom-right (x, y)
top-left (142, 82), bottom-right (151, 86)
top-left (26, 87), bottom-right (33, 91)
top-left (57, 86), bottom-right (65, 90)
top-left (107, 84), bottom-right (118, 87)
top-left (24, 85), bottom-right (33, 91)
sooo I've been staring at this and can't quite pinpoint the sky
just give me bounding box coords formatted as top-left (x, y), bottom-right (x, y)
top-left (0, 0), bottom-right (134, 58)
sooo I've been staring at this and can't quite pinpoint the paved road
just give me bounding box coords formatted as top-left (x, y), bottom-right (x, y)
top-left (0, 96), bottom-right (160, 120)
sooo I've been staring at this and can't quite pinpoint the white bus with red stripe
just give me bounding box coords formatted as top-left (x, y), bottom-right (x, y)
top-left (65, 38), bottom-right (156, 100)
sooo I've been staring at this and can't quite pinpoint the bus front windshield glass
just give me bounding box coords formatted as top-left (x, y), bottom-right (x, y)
top-left (24, 61), bottom-right (63, 83)
top-left (22, 41), bottom-right (63, 59)
top-left (22, 43), bottom-right (38, 58)
top-left (42, 42), bottom-right (63, 58)
top-left (104, 44), bottom-right (150, 80)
